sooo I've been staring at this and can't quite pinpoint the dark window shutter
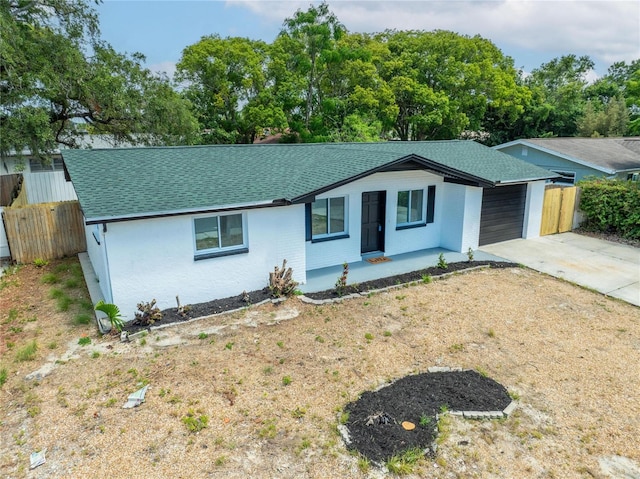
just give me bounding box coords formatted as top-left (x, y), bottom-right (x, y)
top-left (305, 203), bottom-right (312, 241)
top-left (426, 185), bottom-right (436, 224)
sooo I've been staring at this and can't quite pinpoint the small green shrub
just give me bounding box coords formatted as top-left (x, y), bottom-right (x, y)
top-left (95, 300), bottom-right (124, 332)
top-left (15, 340), bottom-right (38, 362)
top-left (578, 178), bottom-right (640, 239)
top-left (225, 342), bottom-right (234, 350)
top-left (282, 375), bottom-right (292, 386)
top-left (364, 333), bottom-right (374, 341)
top-left (386, 447), bottom-right (424, 475)
top-left (33, 258), bottom-right (48, 268)
top-left (437, 253), bottom-right (448, 269)
top-left (383, 331), bottom-right (392, 337)
top-left (422, 274), bottom-right (432, 284)
top-left (182, 409), bottom-right (209, 433)
top-left (198, 332), bottom-right (208, 340)
top-left (467, 247), bottom-right (474, 262)
top-left (78, 336), bottom-right (91, 346)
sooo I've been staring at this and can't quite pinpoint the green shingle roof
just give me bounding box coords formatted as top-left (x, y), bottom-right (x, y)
top-left (62, 140), bottom-right (555, 222)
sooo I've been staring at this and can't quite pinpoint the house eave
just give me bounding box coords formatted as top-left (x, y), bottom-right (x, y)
top-left (494, 140), bottom-right (616, 175)
top-left (84, 198), bottom-right (292, 225)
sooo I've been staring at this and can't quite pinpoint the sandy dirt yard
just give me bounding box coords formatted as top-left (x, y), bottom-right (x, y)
top-left (1, 259), bottom-right (639, 479)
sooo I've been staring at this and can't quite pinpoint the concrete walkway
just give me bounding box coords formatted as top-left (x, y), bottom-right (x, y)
top-left (480, 232), bottom-right (640, 307)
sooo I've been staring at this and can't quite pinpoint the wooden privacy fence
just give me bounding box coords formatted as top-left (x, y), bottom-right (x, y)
top-left (540, 185), bottom-right (578, 236)
top-left (2, 201), bottom-right (86, 263)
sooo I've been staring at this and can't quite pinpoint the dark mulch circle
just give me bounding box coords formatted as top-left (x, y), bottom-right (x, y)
top-left (343, 370), bottom-right (512, 464)
top-left (122, 261), bottom-right (517, 334)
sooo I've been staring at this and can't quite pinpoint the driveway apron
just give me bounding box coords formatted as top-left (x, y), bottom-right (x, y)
top-left (480, 232), bottom-right (640, 307)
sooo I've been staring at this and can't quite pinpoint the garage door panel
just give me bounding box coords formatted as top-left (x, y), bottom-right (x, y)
top-left (479, 185), bottom-right (526, 246)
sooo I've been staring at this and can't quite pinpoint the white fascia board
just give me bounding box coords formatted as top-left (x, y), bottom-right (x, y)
top-left (84, 199), bottom-right (284, 225)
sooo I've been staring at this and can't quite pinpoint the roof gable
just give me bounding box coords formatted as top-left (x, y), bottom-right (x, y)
top-left (495, 138), bottom-right (640, 173)
top-left (62, 141), bottom-right (555, 223)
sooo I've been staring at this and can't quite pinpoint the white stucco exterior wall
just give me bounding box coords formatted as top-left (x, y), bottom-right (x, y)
top-left (98, 205), bottom-right (305, 320)
top-left (522, 180), bottom-right (546, 239)
top-left (305, 171), bottom-right (443, 271)
top-left (439, 184), bottom-right (482, 253)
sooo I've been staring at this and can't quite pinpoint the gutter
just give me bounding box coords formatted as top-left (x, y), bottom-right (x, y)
top-left (84, 198), bottom-right (292, 225)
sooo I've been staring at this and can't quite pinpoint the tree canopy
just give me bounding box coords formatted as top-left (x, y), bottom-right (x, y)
top-left (4, 1), bottom-right (639, 153)
top-left (0, 0), bottom-right (199, 159)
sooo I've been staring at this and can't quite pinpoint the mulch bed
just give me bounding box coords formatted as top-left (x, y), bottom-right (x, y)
top-left (304, 260), bottom-right (517, 300)
top-left (122, 261), bottom-right (517, 334)
top-left (344, 370), bottom-right (512, 464)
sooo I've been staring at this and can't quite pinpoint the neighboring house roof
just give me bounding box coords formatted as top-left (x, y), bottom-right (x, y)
top-left (62, 140), bottom-right (555, 224)
top-left (495, 137), bottom-right (640, 174)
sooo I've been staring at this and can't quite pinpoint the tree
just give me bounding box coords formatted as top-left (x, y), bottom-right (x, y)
top-left (176, 35), bottom-right (285, 144)
top-left (0, 0), bottom-right (198, 159)
top-left (523, 55), bottom-right (595, 137)
top-left (276, 1), bottom-right (345, 132)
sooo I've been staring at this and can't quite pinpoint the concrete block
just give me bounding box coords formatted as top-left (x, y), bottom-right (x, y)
top-left (503, 401), bottom-right (518, 416)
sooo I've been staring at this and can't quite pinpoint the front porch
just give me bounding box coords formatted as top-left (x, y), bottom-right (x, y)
top-left (300, 247), bottom-right (506, 294)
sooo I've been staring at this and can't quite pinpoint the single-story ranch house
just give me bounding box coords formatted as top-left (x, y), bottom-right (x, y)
top-left (62, 141), bottom-right (556, 319)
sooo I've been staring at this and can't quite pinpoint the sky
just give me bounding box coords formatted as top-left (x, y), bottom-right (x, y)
top-left (96, 0), bottom-right (640, 80)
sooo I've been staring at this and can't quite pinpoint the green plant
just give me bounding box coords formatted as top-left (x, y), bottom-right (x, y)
top-left (291, 406), bottom-right (306, 419)
top-left (467, 247), bottom-right (474, 262)
top-left (182, 409), bottom-right (209, 433)
top-left (335, 262), bottom-right (349, 297)
top-left (386, 447), bottom-right (424, 475)
top-left (41, 273), bottom-right (58, 284)
top-left (276, 341), bottom-right (284, 349)
top-left (225, 342), bottom-right (234, 350)
top-left (15, 340), bottom-right (37, 361)
top-left (422, 274), bottom-right (432, 284)
top-left (6, 308), bottom-right (19, 323)
top-left (419, 414), bottom-right (432, 427)
top-left (48, 341), bottom-right (58, 349)
top-left (73, 313), bottom-right (92, 326)
top-left (282, 375), bottom-right (292, 386)
top-left (95, 300), bottom-right (125, 332)
top-left (357, 454), bottom-right (370, 473)
top-left (437, 253), bottom-right (448, 269)
top-left (315, 335), bottom-right (325, 343)
top-left (487, 328), bottom-right (496, 338)
top-left (91, 351), bottom-right (100, 359)
top-left (0, 368), bottom-right (7, 388)
top-left (33, 258), bottom-right (48, 267)
top-left (78, 336), bottom-right (91, 346)
top-left (134, 299), bottom-right (162, 326)
top-left (383, 330), bottom-right (392, 337)
top-left (578, 177), bottom-right (640, 239)
top-left (268, 259), bottom-right (299, 297)
top-left (339, 411), bottom-right (349, 425)
top-left (56, 294), bottom-right (73, 312)
top-left (258, 418), bottom-right (277, 438)
top-left (198, 332), bottom-right (208, 340)
top-left (64, 278), bottom-right (80, 289)
top-left (449, 343), bottom-right (464, 352)
top-left (364, 332), bottom-right (373, 341)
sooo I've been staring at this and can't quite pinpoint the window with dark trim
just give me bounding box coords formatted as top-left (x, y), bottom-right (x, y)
top-left (396, 189), bottom-right (425, 226)
top-left (306, 196), bottom-right (348, 241)
top-left (194, 213), bottom-right (246, 257)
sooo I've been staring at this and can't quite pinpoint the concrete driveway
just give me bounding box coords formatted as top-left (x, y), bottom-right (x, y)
top-left (480, 232), bottom-right (640, 307)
